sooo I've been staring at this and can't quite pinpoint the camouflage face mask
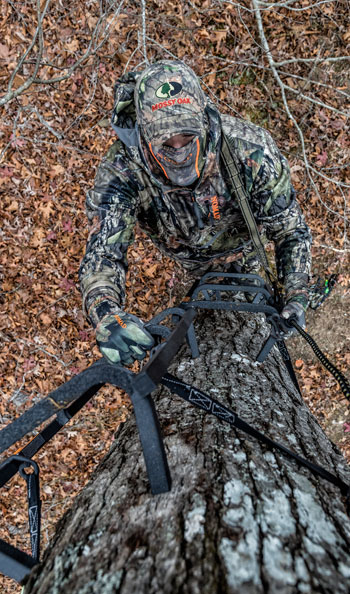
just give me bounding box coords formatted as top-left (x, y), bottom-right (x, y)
top-left (135, 60), bottom-right (209, 185)
top-left (149, 132), bottom-right (207, 186)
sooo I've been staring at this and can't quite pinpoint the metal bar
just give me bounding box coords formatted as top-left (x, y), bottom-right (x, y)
top-left (0, 361), bottom-right (134, 454)
top-left (0, 539), bottom-right (36, 584)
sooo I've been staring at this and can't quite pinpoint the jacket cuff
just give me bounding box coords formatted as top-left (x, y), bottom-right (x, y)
top-left (86, 295), bottom-right (122, 328)
top-left (284, 272), bottom-right (309, 311)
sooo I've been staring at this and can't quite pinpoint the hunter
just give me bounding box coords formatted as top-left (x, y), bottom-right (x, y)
top-left (79, 60), bottom-right (312, 366)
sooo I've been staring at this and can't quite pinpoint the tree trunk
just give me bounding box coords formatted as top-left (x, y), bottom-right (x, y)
top-left (23, 310), bottom-right (350, 594)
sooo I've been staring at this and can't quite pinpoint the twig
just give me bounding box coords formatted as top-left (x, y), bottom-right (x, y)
top-left (0, 0), bottom-right (51, 107)
top-left (277, 70), bottom-right (350, 100)
top-left (0, 0), bottom-right (126, 106)
top-left (275, 56), bottom-right (350, 67)
top-left (308, 167), bottom-right (350, 189)
top-left (313, 243), bottom-right (350, 254)
top-left (281, 84), bottom-right (349, 118)
top-left (252, 0), bottom-right (349, 232)
top-left (36, 293), bottom-right (72, 317)
top-left (258, 0), bottom-right (341, 10)
top-left (140, 0), bottom-right (149, 65)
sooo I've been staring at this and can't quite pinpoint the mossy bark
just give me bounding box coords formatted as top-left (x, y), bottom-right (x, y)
top-left (24, 311), bottom-right (350, 594)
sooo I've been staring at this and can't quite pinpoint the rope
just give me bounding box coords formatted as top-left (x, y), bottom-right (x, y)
top-left (290, 320), bottom-right (350, 400)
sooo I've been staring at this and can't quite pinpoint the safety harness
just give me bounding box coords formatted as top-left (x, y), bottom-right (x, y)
top-left (0, 272), bottom-right (349, 585)
top-left (221, 133), bottom-right (277, 288)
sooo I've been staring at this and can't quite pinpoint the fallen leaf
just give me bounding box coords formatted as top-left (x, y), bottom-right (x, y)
top-left (0, 44), bottom-right (9, 59)
top-left (63, 219), bottom-right (73, 233)
top-left (40, 313), bottom-right (53, 325)
top-left (315, 151), bottom-right (328, 166)
top-left (39, 202), bottom-right (55, 219)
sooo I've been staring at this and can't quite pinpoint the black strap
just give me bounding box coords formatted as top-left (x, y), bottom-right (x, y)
top-left (0, 385), bottom-right (104, 489)
top-left (276, 339), bottom-right (302, 395)
top-left (221, 133), bottom-right (276, 288)
top-left (0, 360), bottom-right (132, 455)
top-left (19, 459), bottom-right (41, 562)
top-left (161, 372), bottom-right (350, 498)
top-left (0, 456), bottom-right (41, 584)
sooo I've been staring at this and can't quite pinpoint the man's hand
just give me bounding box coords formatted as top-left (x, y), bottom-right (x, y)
top-left (280, 301), bottom-right (306, 337)
top-left (96, 310), bottom-right (155, 366)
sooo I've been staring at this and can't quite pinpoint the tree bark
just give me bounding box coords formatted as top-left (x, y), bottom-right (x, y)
top-left (23, 310), bottom-right (350, 594)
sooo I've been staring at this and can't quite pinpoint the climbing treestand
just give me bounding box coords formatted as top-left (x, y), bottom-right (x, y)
top-left (0, 271), bottom-right (349, 585)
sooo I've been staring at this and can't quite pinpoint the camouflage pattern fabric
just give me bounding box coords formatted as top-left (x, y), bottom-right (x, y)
top-left (96, 310), bottom-right (155, 365)
top-left (134, 61), bottom-right (208, 186)
top-left (80, 61), bottom-right (312, 324)
top-left (134, 60), bottom-right (207, 145)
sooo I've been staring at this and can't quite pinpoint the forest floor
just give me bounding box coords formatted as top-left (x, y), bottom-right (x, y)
top-left (1, 0), bottom-right (349, 590)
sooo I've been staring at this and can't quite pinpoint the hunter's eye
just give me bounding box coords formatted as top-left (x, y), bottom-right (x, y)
top-left (163, 134), bottom-right (195, 148)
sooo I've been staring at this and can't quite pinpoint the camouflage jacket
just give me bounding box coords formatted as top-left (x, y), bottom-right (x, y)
top-left (79, 74), bottom-right (312, 324)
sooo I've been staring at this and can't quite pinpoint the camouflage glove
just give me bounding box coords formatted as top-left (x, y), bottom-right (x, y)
top-left (281, 301), bottom-right (306, 337)
top-left (280, 273), bottom-right (309, 337)
top-left (96, 310), bottom-right (155, 366)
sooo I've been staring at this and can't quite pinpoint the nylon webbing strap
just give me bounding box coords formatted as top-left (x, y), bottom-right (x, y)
top-left (221, 133), bottom-right (275, 287)
top-left (0, 456), bottom-right (41, 583)
top-left (161, 373), bottom-right (350, 497)
top-left (19, 460), bottom-right (41, 562)
top-left (130, 307), bottom-right (196, 494)
top-left (276, 338), bottom-right (302, 395)
top-left (0, 385), bottom-right (104, 489)
top-left (0, 360), bottom-right (134, 455)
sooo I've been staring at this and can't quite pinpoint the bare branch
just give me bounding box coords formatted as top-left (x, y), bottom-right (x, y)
top-left (140, 0), bottom-right (149, 65)
top-left (0, 0), bottom-right (126, 107)
top-left (281, 84), bottom-right (350, 117)
top-left (252, 0), bottom-right (350, 239)
top-left (275, 56), bottom-right (350, 67)
top-left (308, 167), bottom-right (350, 189)
top-left (313, 243), bottom-right (350, 254)
top-left (277, 70), bottom-right (350, 100)
top-left (1, 0), bottom-right (51, 106)
top-left (28, 107), bottom-right (63, 139)
top-left (220, 0), bottom-right (342, 12)
top-left (258, 0), bottom-right (341, 11)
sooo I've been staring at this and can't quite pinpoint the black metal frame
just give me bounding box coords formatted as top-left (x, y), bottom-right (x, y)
top-left (180, 272), bottom-right (287, 362)
top-left (0, 272), bottom-right (293, 584)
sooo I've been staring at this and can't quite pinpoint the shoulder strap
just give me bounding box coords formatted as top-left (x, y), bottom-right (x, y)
top-left (221, 133), bottom-right (276, 288)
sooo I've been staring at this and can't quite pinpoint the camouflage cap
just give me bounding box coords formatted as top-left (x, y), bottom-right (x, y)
top-left (135, 60), bottom-right (208, 144)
